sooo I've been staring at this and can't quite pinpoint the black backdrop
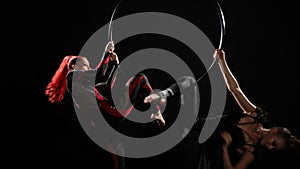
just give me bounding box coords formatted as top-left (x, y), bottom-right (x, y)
top-left (27, 0), bottom-right (299, 168)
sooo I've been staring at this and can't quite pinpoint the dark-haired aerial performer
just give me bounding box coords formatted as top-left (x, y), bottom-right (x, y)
top-left (144, 49), bottom-right (300, 169)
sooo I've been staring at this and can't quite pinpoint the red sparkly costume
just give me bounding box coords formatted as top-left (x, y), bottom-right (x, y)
top-left (46, 51), bottom-right (160, 169)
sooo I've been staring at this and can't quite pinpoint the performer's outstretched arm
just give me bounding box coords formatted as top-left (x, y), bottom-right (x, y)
top-left (214, 49), bottom-right (256, 113)
top-left (95, 41), bottom-right (120, 88)
top-left (145, 49), bottom-right (256, 114)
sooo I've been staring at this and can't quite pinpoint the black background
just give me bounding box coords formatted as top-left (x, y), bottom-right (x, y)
top-left (22, 0), bottom-right (299, 168)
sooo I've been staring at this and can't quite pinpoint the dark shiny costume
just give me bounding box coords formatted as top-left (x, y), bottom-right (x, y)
top-left (155, 78), bottom-right (269, 169)
top-left (194, 107), bottom-right (269, 169)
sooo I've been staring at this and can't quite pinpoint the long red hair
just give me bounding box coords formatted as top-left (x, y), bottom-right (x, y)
top-left (45, 55), bottom-right (79, 104)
